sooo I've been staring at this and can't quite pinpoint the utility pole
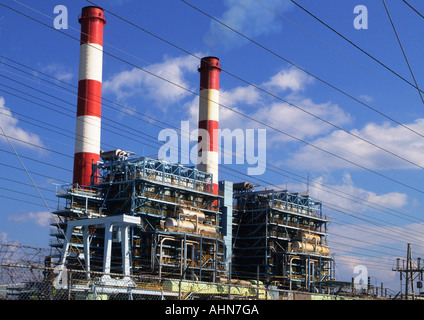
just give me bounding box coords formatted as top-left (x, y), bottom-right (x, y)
top-left (392, 243), bottom-right (424, 300)
top-left (406, 244), bottom-right (413, 299)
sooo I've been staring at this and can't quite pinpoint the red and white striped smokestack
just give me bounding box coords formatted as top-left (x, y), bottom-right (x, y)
top-left (198, 57), bottom-right (221, 195)
top-left (73, 6), bottom-right (106, 187)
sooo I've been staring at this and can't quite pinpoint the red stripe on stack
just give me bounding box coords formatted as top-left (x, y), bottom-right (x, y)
top-left (198, 120), bottom-right (219, 153)
top-left (76, 80), bottom-right (102, 117)
top-left (73, 152), bottom-right (100, 186)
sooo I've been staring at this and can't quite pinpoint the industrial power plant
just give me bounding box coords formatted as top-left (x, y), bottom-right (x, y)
top-left (41, 6), bottom-right (340, 300)
top-left (4, 5), bottom-right (405, 302)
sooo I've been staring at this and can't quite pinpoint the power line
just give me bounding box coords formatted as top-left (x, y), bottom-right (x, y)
top-left (331, 232), bottom-right (415, 256)
top-left (180, 0), bottom-right (424, 141)
top-left (1, 2), bottom-right (422, 264)
top-left (330, 241), bottom-right (402, 262)
top-left (0, 75), bottom-right (163, 154)
top-left (402, 0), bottom-right (424, 20)
top-left (0, 147), bottom-right (71, 173)
top-left (5, 57), bottom-right (424, 236)
top-left (4, 55), bottom-right (420, 188)
top-left (4, 3), bottom-right (418, 205)
top-left (0, 194), bottom-right (53, 208)
top-left (1, 85), bottom-right (422, 255)
top-left (325, 202), bottom-right (424, 245)
top-left (0, 4), bottom-right (424, 240)
top-left (2, 95), bottom-right (420, 264)
top-left (221, 163), bottom-right (424, 247)
top-left (290, 0), bottom-right (424, 100)
top-left (4, 1), bottom-right (424, 196)
top-left (2, 3), bottom-right (424, 228)
top-left (382, 0), bottom-right (424, 104)
top-left (331, 219), bottom-right (424, 257)
top-left (82, 1), bottom-right (424, 173)
top-left (0, 162), bottom-right (68, 183)
top-left (254, 0), bottom-right (423, 103)
top-left (0, 114), bottom-right (55, 212)
top-left (0, 185), bottom-right (56, 203)
top-left (0, 5), bottom-right (418, 282)
top-left (2, 54), bottom-right (423, 211)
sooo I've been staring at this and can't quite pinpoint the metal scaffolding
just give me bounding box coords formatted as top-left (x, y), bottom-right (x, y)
top-left (50, 154), bottom-right (230, 284)
top-left (231, 186), bottom-right (334, 293)
top-left (48, 152), bottom-right (338, 295)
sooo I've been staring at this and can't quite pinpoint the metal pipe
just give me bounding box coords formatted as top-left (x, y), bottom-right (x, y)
top-left (180, 238), bottom-right (197, 279)
top-left (159, 236), bottom-right (174, 280)
top-left (289, 256), bottom-right (297, 291)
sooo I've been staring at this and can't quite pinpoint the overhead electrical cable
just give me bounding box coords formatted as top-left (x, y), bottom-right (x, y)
top-left (3, 1), bottom-right (424, 196)
top-left (0, 10), bottom-right (422, 245)
top-left (254, 0), bottom-right (424, 103)
top-left (330, 219), bottom-right (424, 257)
top-left (3, 80), bottom-right (424, 250)
top-left (1, 1), bottom-right (422, 262)
top-left (402, 0), bottom-right (424, 21)
top-left (0, 3), bottom-right (424, 234)
top-left (0, 117), bottom-right (88, 271)
top-left (382, 0), bottom-right (424, 104)
top-left (5, 57), bottom-right (423, 189)
top-left (290, 0), bottom-right (424, 101)
top-left (324, 202), bottom-right (424, 245)
top-left (180, 0), bottom-right (424, 140)
top-left (84, 0), bottom-right (424, 172)
top-left (2, 56), bottom-right (423, 226)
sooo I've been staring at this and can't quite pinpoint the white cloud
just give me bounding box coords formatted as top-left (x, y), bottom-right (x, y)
top-left (0, 97), bottom-right (44, 149)
top-left (286, 173), bottom-right (408, 214)
top-left (185, 65), bottom-right (352, 156)
top-left (103, 54), bottom-right (200, 109)
top-left (221, 85), bottom-right (261, 107)
top-left (0, 232), bottom-right (8, 242)
top-left (9, 211), bottom-right (51, 227)
top-left (323, 173), bottom-right (407, 211)
top-left (359, 94), bottom-right (373, 103)
top-left (285, 119), bottom-right (424, 171)
top-left (204, 0), bottom-right (292, 50)
top-left (327, 220), bottom-right (424, 290)
top-left (43, 63), bottom-right (74, 82)
top-left (263, 67), bottom-right (314, 93)
top-left (254, 97), bottom-right (352, 143)
top-left (257, 69), bottom-right (352, 143)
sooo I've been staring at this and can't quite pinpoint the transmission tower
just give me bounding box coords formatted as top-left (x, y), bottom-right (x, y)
top-left (392, 243), bottom-right (424, 300)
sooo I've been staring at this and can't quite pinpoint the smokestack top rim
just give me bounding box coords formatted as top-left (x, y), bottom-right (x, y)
top-left (79, 6), bottom-right (106, 24)
top-left (198, 56), bottom-right (221, 72)
top-left (201, 56), bottom-right (220, 61)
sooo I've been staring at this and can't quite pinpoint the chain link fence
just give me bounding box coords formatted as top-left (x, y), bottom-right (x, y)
top-left (0, 262), bottom-right (389, 301)
top-left (0, 242), bottom-right (391, 301)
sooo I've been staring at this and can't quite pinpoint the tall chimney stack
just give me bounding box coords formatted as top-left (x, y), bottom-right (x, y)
top-left (198, 57), bottom-right (221, 194)
top-left (73, 6), bottom-right (106, 187)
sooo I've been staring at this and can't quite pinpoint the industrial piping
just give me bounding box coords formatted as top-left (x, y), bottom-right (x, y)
top-left (197, 57), bottom-right (221, 194)
top-left (73, 6), bottom-right (106, 187)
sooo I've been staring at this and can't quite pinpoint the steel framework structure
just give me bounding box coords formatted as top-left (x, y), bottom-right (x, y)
top-left (50, 154), bottom-right (229, 283)
top-left (231, 188), bottom-right (335, 292)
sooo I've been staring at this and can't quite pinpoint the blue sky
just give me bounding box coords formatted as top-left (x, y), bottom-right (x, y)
top-left (1, 0), bottom-right (424, 292)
